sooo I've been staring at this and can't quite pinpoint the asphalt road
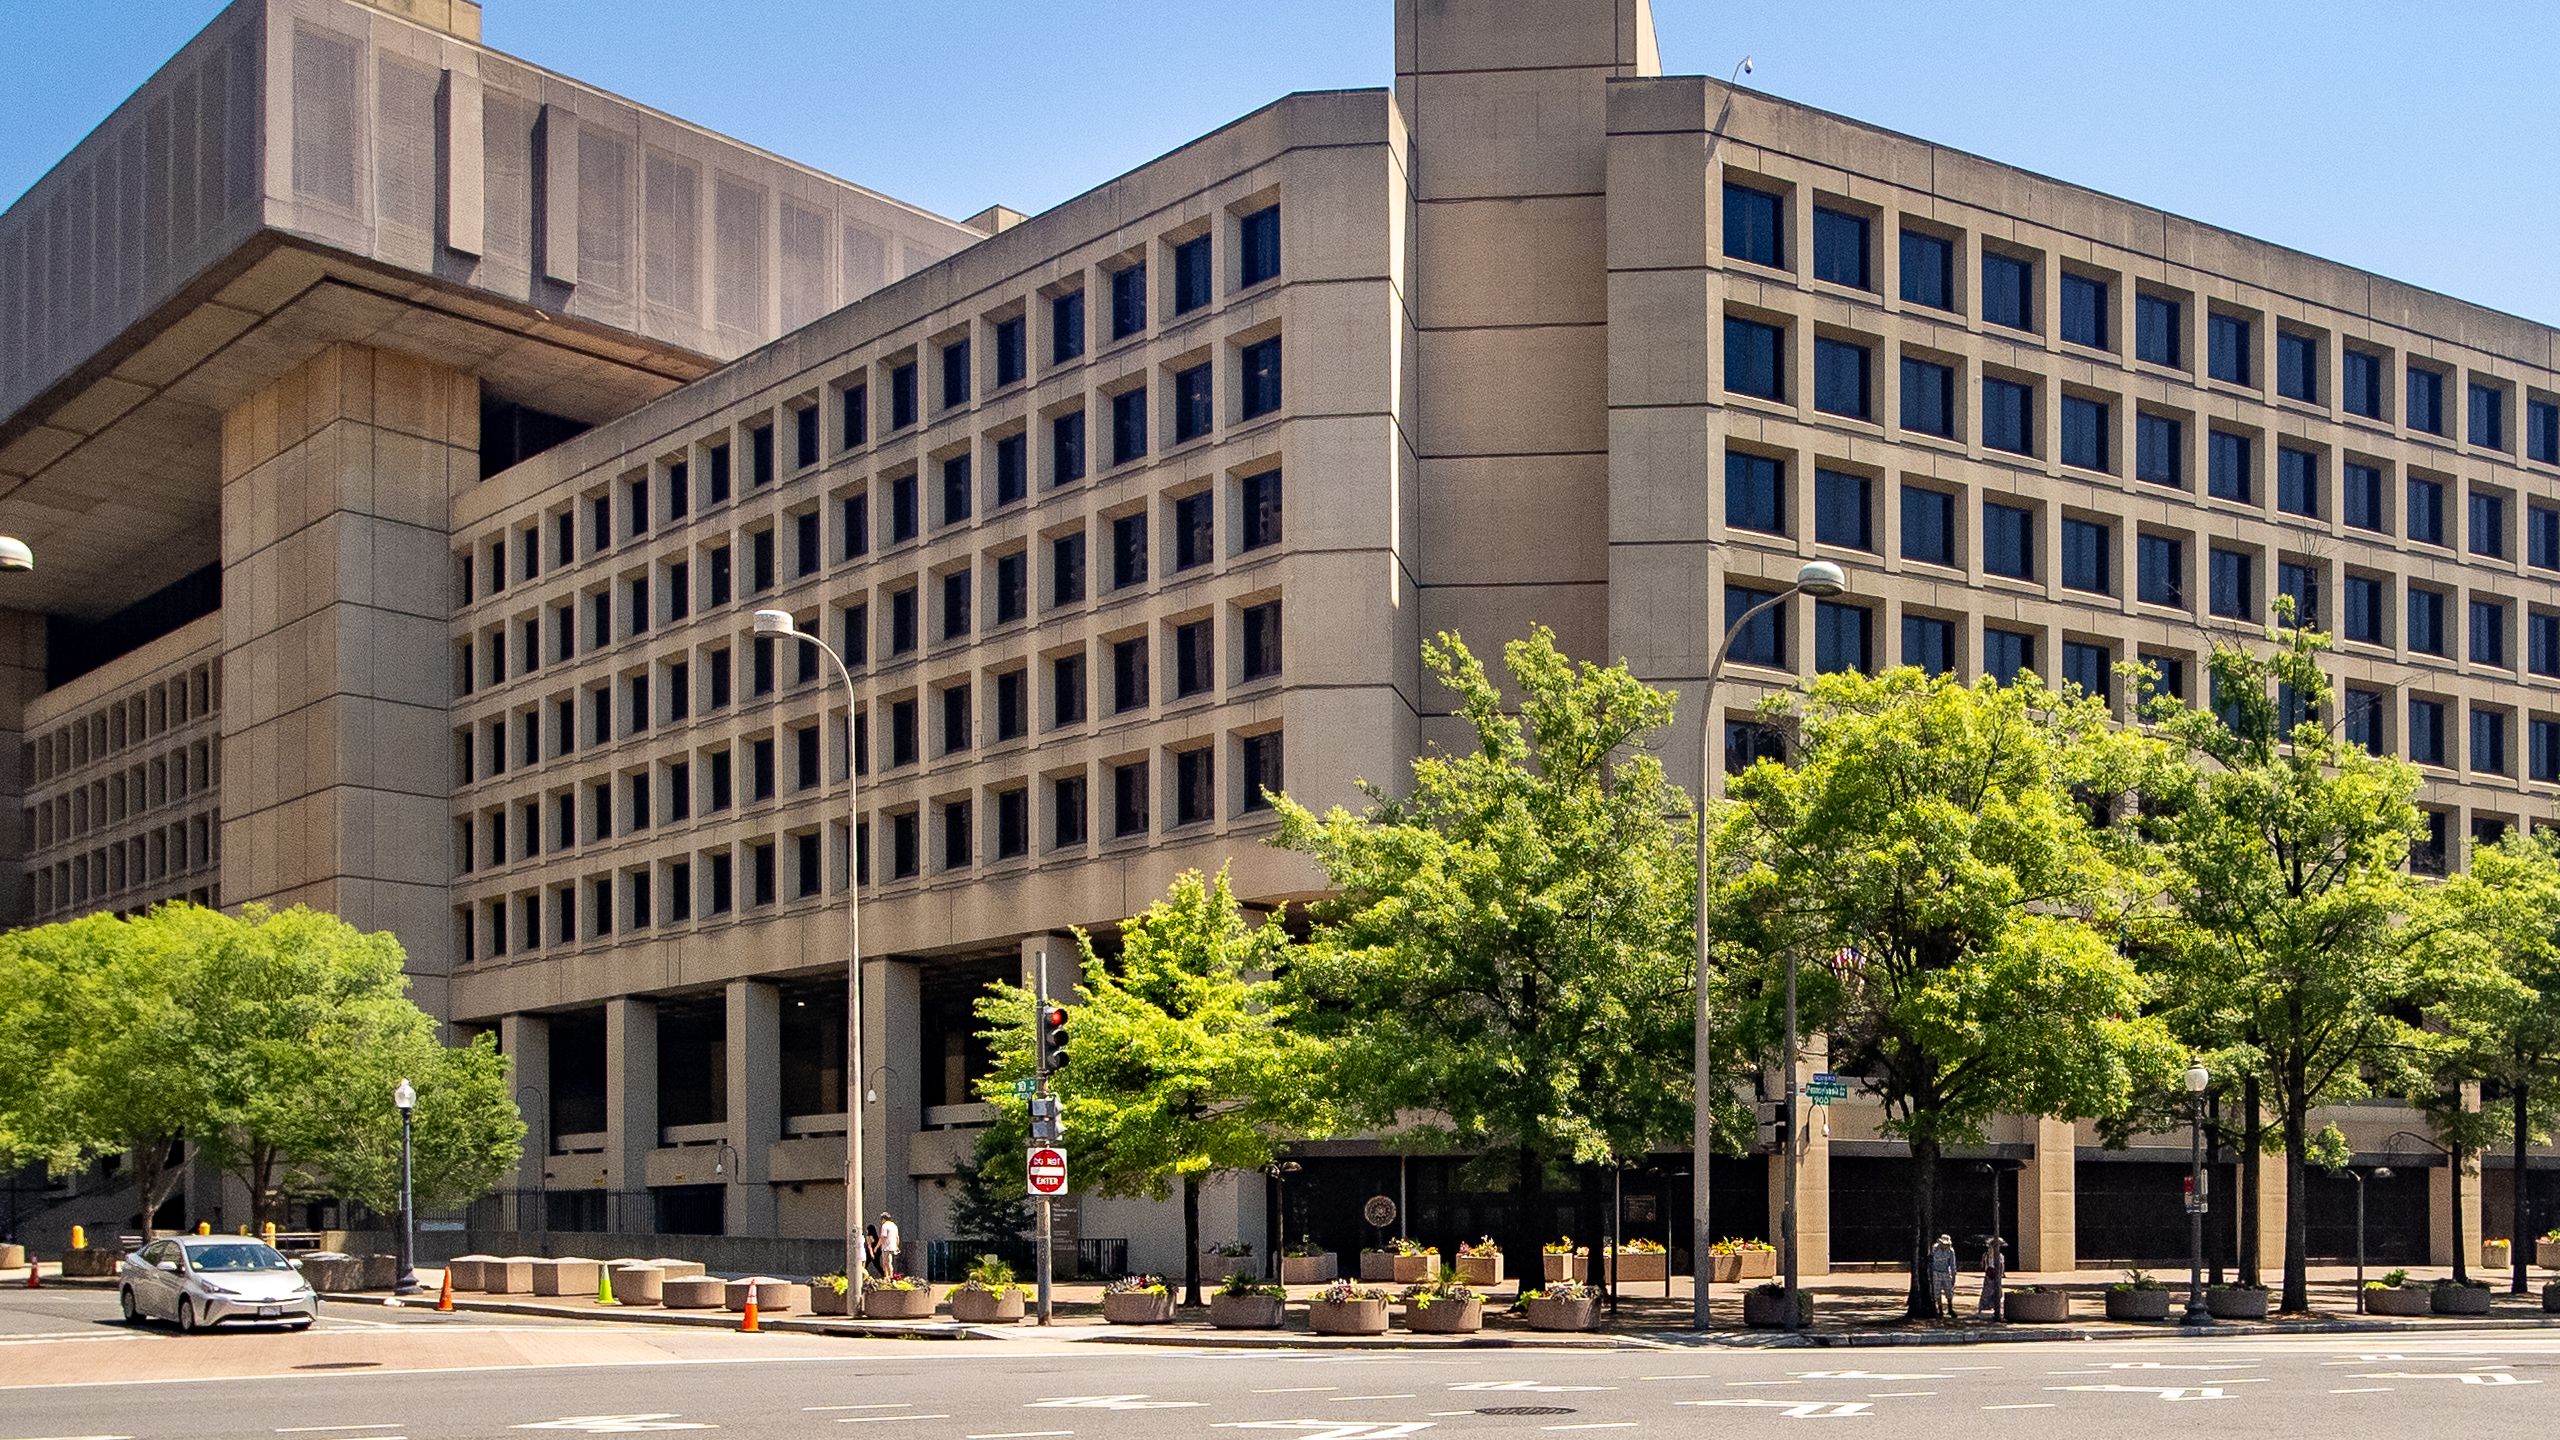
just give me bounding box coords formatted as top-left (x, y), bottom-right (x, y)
top-left (6, 1285), bottom-right (2560, 1439)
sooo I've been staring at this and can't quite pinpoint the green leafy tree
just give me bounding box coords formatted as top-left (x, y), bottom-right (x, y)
top-left (2425, 830), bottom-right (2560, 1293)
top-left (1271, 627), bottom-right (1706, 1270)
top-left (976, 867), bottom-right (1328, 1306)
top-left (947, 1128), bottom-right (1034, 1255)
top-left (1714, 667), bottom-right (2184, 1319)
top-left (295, 1024), bottom-right (522, 1218)
top-left (2135, 618), bottom-right (2437, 1313)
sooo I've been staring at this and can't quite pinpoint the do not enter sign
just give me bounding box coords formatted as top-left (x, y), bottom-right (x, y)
top-left (1027, 1145), bottom-right (1069, 1195)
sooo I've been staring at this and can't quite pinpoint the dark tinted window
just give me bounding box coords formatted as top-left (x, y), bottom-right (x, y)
top-left (1725, 316), bottom-right (1785, 399)
top-left (2341, 347), bottom-right (2383, 418)
top-left (2138, 534), bottom-right (2184, 608)
top-left (2059, 272), bottom-right (2108, 349)
top-left (1814, 469), bottom-right (1871, 551)
top-left (1980, 251), bottom-right (2034, 332)
top-left (1901, 487), bottom-right (1956, 567)
top-left (2408, 365), bottom-right (2445, 434)
top-left (2207, 312), bottom-right (2251, 385)
top-left (2136, 412), bottom-right (2183, 488)
top-left (2060, 516), bottom-right (2110, 594)
top-left (1172, 234), bottom-right (1212, 315)
top-left (1723, 584), bottom-right (1784, 667)
top-left (2060, 394), bottom-right (2108, 471)
top-left (2276, 447), bottom-right (2320, 518)
top-left (1723, 182), bottom-right (1785, 267)
top-left (1981, 376), bottom-right (2033, 455)
top-left (1726, 451), bottom-right (1786, 535)
top-left (1899, 357), bottom-right (1953, 437)
top-left (1899, 230), bottom-right (1953, 310)
top-left (2277, 330), bottom-right (2319, 402)
top-left (2135, 293), bottom-right (2181, 367)
top-left (1982, 500), bottom-right (2034, 580)
top-left (1902, 614), bottom-right (1955, 675)
top-left (1239, 205), bottom-right (1281, 287)
top-left (2407, 475), bottom-right (2445, 545)
top-left (1812, 338), bottom-right (1870, 419)
top-left (1814, 600), bottom-right (1871, 675)
top-left (2207, 430), bottom-right (2251, 502)
top-left (1811, 207), bottom-right (1870, 289)
top-left (2208, 548), bottom-right (2253, 620)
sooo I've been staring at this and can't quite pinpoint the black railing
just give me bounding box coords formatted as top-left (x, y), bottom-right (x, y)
top-left (925, 1237), bottom-right (1127, 1282)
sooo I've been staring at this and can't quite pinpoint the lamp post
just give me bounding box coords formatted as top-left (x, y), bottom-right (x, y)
top-left (1268, 1160), bottom-right (1303, 1280)
top-left (2351, 1165), bottom-right (2392, 1313)
top-left (2182, 1061), bottom-right (2210, 1325)
top-left (392, 1077), bottom-right (418, 1295)
top-left (752, 608), bottom-right (866, 1298)
top-left (0, 537), bottom-right (32, 573)
top-left (1692, 559), bottom-right (1848, 1329)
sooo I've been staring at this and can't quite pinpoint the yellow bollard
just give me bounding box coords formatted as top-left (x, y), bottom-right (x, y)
top-left (238, 1225), bottom-right (249, 1236)
top-left (69, 1225), bottom-right (85, 1251)
top-left (195, 1221), bottom-right (210, 1235)
top-left (263, 1221), bottom-right (277, 1244)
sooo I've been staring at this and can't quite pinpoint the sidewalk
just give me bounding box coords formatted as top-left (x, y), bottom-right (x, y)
top-left (222, 1260), bottom-right (2560, 1349)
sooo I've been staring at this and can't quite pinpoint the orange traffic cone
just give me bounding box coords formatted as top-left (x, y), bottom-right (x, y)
top-left (23, 1255), bottom-right (37, 1289)
top-left (740, 1279), bottom-right (761, 1333)
top-left (436, 1268), bottom-right (454, 1313)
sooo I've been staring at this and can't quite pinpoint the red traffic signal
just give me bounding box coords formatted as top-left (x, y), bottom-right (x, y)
top-left (1038, 1004), bottom-right (1071, 1073)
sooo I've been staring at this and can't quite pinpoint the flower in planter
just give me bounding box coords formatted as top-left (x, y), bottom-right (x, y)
top-left (947, 1253), bottom-right (1032, 1302)
top-left (2433, 1277), bottom-right (2491, 1291)
top-left (1217, 1271), bottom-right (1286, 1300)
top-left (1518, 1280), bottom-right (1597, 1303)
top-left (1608, 1238), bottom-right (1667, 1255)
top-left (1282, 1236), bottom-right (1327, 1259)
top-left (1208, 1242), bottom-right (1255, 1258)
top-left (871, 1276), bottom-right (925, 1293)
top-left (1400, 1274), bottom-right (1480, 1310)
top-left (1315, 1279), bottom-right (1392, 1304)
top-left (2108, 1268), bottom-right (2165, 1293)
top-left (814, 1271), bottom-right (851, 1296)
top-left (1542, 1235), bottom-right (1587, 1256)
top-left (1388, 1237), bottom-right (1437, 1258)
top-left (1102, 1274), bottom-right (1168, 1296)
top-left (1457, 1236), bottom-right (1502, 1258)
top-left (1708, 1237), bottom-right (1775, 1256)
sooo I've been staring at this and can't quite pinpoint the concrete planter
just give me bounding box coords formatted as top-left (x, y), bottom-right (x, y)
top-left (1541, 1252), bottom-right (1587, 1283)
top-left (530, 1257), bottom-right (600, 1297)
top-left (1732, 1248), bottom-right (1777, 1281)
top-left (2104, 1287), bottom-right (2171, 1321)
top-left (1208, 1294), bottom-right (1286, 1329)
top-left (1308, 1298), bottom-right (1389, 1335)
top-left (862, 1285), bottom-right (936, 1319)
top-left (298, 1254), bottom-right (363, 1292)
top-left (2205, 1287), bottom-right (2269, 1320)
top-left (357, 1254), bottom-right (397, 1291)
top-left (724, 1278), bottom-right (805, 1314)
top-left (647, 1258), bottom-right (709, 1281)
top-left (63, 1247), bottom-right (123, 1278)
top-left (1400, 1295), bottom-right (1484, 1334)
top-left (483, 1257), bottom-right (538, 1294)
top-left (2366, 1286), bottom-right (2432, 1317)
top-left (609, 1265), bottom-right (664, 1305)
top-left (1390, 1252), bottom-right (1442, 1284)
top-left (947, 1287), bottom-right (1025, 1324)
top-left (1453, 1252), bottom-right (1504, 1286)
top-left (1708, 1253), bottom-right (1742, 1285)
top-left (444, 1255), bottom-right (499, 1291)
top-left (2483, 1239), bottom-right (2512, 1270)
top-left (1360, 1250), bottom-right (1397, 1282)
top-left (1202, 1251), bottom-right (1257, 1281)
top-left (1606, 1251), bottom-right (1667, 1284)
top-left (2432, 1284), bottom-right (2492, 1316)
top-left (2005, 1289), bottom-right (2072, 1323)
top-left (1280, 1254), bottom-right (1338, 1285)
top-left (663, 1276), bottom-right (726, 1309)
top-left (1103, 1291), bottom-right (1175, 1324)
top-left (2543, 1282), bottom-right (2560, 1314)
top-left (2540, 1238), bottom-right (2560, 1271)
top-left (1521, 1295), bottom-right (1598, 1331)
top-left (1742, 1287), bottom-right (1812, 1329)
top-left (0, 1243), bottom-right (25, 1269)
top-left (809, 1283), bottom-right (852, 1316)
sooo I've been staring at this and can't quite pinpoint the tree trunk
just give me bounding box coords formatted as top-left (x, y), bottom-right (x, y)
top-left (2450, 1130), bottom-right (2468, 1285)
top-left (130, 1137), bottom-right (179, 1242)
top-left (1513, 1143), bottom-right (1546, 1285)
top-left (1904, 1135), bottom-right (1940, 1319)
top-left (2515, 1083), bottom-right (2532, 1296)
top-left (2281, 1110), bottom-right (2309, 1314)
top-left (1181, 1173), bottom-right (1202, 1309)
top-left (2207, 1094), bottom-right (2227, 1286)
top-left (2240, 1077), bottom-right (2263, 1287)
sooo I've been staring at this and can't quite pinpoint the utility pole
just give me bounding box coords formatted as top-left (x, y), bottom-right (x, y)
top-left (1033, 946), bottom-right (1054, 1326)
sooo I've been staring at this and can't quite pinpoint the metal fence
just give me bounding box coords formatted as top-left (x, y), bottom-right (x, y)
top-left (924, 1237), bottom-right (1128, 1283)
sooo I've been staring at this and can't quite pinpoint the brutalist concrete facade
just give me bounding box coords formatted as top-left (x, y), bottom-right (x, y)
top-left (6, 0), bottom-right (2554, 1271)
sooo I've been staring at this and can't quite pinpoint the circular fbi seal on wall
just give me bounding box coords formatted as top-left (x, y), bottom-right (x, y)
top-left (1362, 1194), bottom-right (1398, 1229)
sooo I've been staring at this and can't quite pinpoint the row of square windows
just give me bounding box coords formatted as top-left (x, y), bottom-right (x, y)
top-left (30, 813), bottom-right (217, 919)
top-left (25, 664), bottom-right (219, 786)
top-left (462, 204), bottom-right (1284, 610)
top-left (26, 740), bottom-right (217, 853)
top-left (1735, 466), bottom-right (2560, 664)
top-left (459, 470), bottom-right (1283, 696)
top-left (454, 729), bottom-right (1285, 964)
top-left (455, 598), bottom-right (1284, 796)
top-left (1725, 328), bottom-right (2560, 550)
top-left (1720, 595), bottom-right (2560, 788)
top-left (1720, 180), bottom-right (2560, 461)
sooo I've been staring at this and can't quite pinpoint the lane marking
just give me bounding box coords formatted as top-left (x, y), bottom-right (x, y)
top-left (836, 1419), bottom-right (950, 1426)
top-left (1724, 1379), bottom-right (1801, 1387)
top-left (804, 1408), bottom-right (911, 1414)
top-left (1868, 1392), bottom-right (1936, 1398)
top-left (2330, 1387), bottom-right (2394, 1394)
top-left (965, 1433), bottom-right (1075, 1438)
top-left (1328, 1395), bottom-right (1416, 1402)
top-left (1252, 1388), bottom-right (1339, 1394)
top-left (4, 1350), bottom-right (1083, 1394)
top-left (1983, 1403), bottom-right (2054, 1411)
top-left (1543, 1426), bottom-right (1637, 1432)
top-left (277, 1428), bottom-right (405, 1434)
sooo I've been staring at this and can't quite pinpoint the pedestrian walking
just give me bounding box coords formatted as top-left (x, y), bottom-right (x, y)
top-left (877, 1211), bottom-right (902, 1279)
top-left (1928, 1234), bottom-right (1958, 1318)
top-left (1975, 1234), bottom-right (2006, 1318)
top-left (863, 1224), bottom-right (883, 1279)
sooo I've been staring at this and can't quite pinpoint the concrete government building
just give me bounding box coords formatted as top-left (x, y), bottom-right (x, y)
top-left (6, 0), bottom-right (2557, 1275)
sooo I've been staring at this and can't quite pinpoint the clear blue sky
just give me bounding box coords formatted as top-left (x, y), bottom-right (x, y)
top-left (6, 2), bottom-right (2555, 326)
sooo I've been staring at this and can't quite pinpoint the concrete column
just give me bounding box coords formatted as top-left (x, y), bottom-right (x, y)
top-left (862, 957), bottom-right (921, 1240)
top-left (0, 615), bottom-right (40, 926)
top-left (2016, 1118), bottom-right (2077, 1272)
top-left (217, 343), bottom-right (471, 1017)
top-left (2430, 1154), bottom-right (2484, 1267)
top-left (604, 996), bottom-right (657, 1214)
top-left (2254, 1147), bottom-right (2287, 1277)
top-left (725, 978), bottom-right (780, 1235)
top-left (499, 1012), bottom-right (550, 1231)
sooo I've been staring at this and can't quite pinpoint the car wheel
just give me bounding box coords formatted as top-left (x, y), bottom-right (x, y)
top-left (118, 1287), bottom-right (141, 1325)
top-left (177, 1298), bottom-right (198, 1335)
top-left (286, 1320), bottom-right (314, 1332)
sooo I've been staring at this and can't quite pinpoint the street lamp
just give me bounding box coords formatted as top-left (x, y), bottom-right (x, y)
top-left (2351, 1165), bottom-right (2393, 1313)
top-left (0, 537), bottom-right (31, 573)
top-left (1693, 559), bottom-right (1847, 1330)
top-left (750, 607), bottom-right (867, 1301)
top-left (2182, 1061), bottom-right (2211, 1325)
top-left (392, 1077), bottom-right (419, 1295)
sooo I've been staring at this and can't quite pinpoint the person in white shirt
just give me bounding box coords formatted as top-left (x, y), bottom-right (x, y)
top-left (877, 1212), bottom-right (902, 1278)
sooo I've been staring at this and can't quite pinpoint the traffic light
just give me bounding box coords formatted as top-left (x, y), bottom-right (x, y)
top-left (1754, 1099), bottom-right (1791, 1154)
top-left (1037, 1004), bottom-right (1071, 1074)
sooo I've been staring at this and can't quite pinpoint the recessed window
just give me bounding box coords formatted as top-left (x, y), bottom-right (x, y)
top-left (2207, 312), bottom-right (2252, 385)
top-left (889, 363), bottom-right (917, 430)
top-left (2137, 533), bottom-right (2185, 609)
top-left (2343, 687), bottom-right (2386, 755)
top-left (1725, 451), bottom-right (1786, 535)
top-left (840, 385), bottom-right (868, 450)
top-left (941, 453), bottom-right (973, 525)
top-left (1813, 600), bottom-right (1871, 675)
top-left (2277, 330), bottom-right (2320, 403)
top-left (1812, 337), bottom-right (1871, 419)
top-left (1174, 747), bottom-right (1215, 827)
top-left (2529, 398), bottom-right (2559, 464)
top-left (1723, 584), bottom-right (1784, 668)
top-left (1811, 206), bottom-right (1870, 289)
top-left (1052, 291), bottom-right (1086, 364)
top-left (1173, 234), bottom-right (1213, 316)
top-left (2135, 292), bottom-right (2182, 368)
top-left (1173, 362), bottom-right (1214, 443)
top-left (2135, 412), bottom-right (2183, 488)
top-left (1051, 531), bottom-right (1087, 605)
top-left (888, 586), bottom-right (917, 655)
top-left (2061, 641), bottom-right (2111, 705)
top-left (1241, 601), bottom-right (1283, 681)
top-left (1239, 730), bottom-right (1283, 813)
top-left (1110, 262), bottom-right (1148, 339)
top-left (2059, 272), bottom-right (2109, 350)
top-left (1175, 619), bottom-right (1215, 698)
top-left (2408, 697), bottom-right (2448, 767)
top-left (2470, 490), bottom-right (2507, 559)
top-left (2343, 461), bottom-right (2386, 532)
top-left (2407, 474), bottom-right (2446, 546)
top-left (2060, 394), bottom-right (2109, 472)
top-left (2472, 598), bottom-right (2509, 668)
top-left (1724, 316), bottom-right (1785, 401)
top-left (2470, 382), bottom-right (2506, 450)
top-left (995, 787), bottom-right (1030, 859)
top-left (1112, 760), bottom-right (1150, 838)
top-left (2408, 364), bottom-right (2446, 435)
top-left (1813, 468), bottom-right (1871, 551)
top-left (2343, 573), bottom-right (2386, 645)
top-left (1112, 636), bottom-right (1150, 713)
top-left (995, 432), bottom-right (1028, 507)
top-left (1051, 410), bottom-right (1087, 485)
top-left (1112, 512), bottom-right (1149, 588)
top-left (1901, 486), bottom-right (1956, 568)
top-left (2342, 347), bottom-right (2384, 419)
top-left (995, 316), bottom-right (1026, 388)
top-left (1240, 337), bottom-right (1282, 420)
top-left (1052, 773), bottom-right (1089, 848)
top-left (2276, 447), bottom-right (2320, 519)
top-left (2531, 505), bottom-right (2560, 570)
top-left (995, 551), bottom-right (1028, 625)
top-left (1899, 229), bottom-right (1953, 311)
top-left (2531, 612), bottom-right (2560, 677)
top-left (1983, 628), bottom-right (2035, 684)
top-left (889, 473), bottom-right (918, 544)
top-left (2535, 718), bottom-right (2560, 781)
top-left (2208, 548), bottom-right (2253, 620)
top-left (2207, 430), bottom-right (2252, 503)
top-left (2060, 516), bottom-right (2111, 595)
top-left (1981, 376), bottom-right (2034, 455)
top-left (2473, 708), bottom-right (2511, 776)
top-left (1239, 205), bottom-right (1281, 288)
top-left (1052, 652), bottom-right (1087, 727)
top-left (1982, 500), bottom-right (2035, 581)
top-left (1240, 470), bottom-right (1283, 551)
top-left (1174, 491), bottom-right (1215, 571)
top-left (941, 338), bottom-right (971, 410)
top-left (2276, 561), bottom-right (2318, 629)
top-left (1980, 251), bottom-right (2034, 333)
top-left (1723, 182), bottom-right (1785, 268)
top-left (941, 682), bottom-right (973, 754)
top-left (1902, 614), bottom-right (1955, 676)
top-left (1899, 356), bottom-right (1954, 437)
top-left (940, 568), bottom-right (971, 641)
top-left (2407, 583), bottom-right (2448, 656)
top-left (994, 668), bottom-right (1028, 741)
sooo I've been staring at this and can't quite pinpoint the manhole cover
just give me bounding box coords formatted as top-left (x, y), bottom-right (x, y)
top-left (292, 1361), bottom-right (381, 1370)
top-left (1477, 1406), bottom-right (1575, 1416)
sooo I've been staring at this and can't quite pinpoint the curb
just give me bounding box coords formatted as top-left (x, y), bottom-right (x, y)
top-left (329, 1292), bottom-right (1001, 1340)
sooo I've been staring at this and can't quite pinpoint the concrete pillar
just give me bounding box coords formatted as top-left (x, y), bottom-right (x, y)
top-left (2016, 1118), bottom-right (2077, 1272)
top-left (499, 1012), bottom-right (550, 1231)
top-left (862, 957), bottom-right (920, 1240)
top-left (2254, 1147), bottom-right (2287, 1277)
top-left (2430, 1155), bottom-right (2484, 1267)
top-left (0, 614), bottom-right (42, 926)
top-left (217, 343), bottom-right (472, 1017)
top-left (724, 978), bottom-right (780, 1235)
top-left (604, 996), bottom-right (657, 1219)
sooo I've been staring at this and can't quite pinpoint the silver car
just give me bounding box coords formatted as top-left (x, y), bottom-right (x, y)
top-left (119, 1235), bottom-right (318, 1332)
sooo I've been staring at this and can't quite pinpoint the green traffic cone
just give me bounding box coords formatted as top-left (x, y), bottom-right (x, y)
top-left (597, 1265), bottom-right (618, 1307)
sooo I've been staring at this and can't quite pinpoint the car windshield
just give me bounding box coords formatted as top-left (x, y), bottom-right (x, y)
top-left (187, 1243), bottom-right (292, 1273)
